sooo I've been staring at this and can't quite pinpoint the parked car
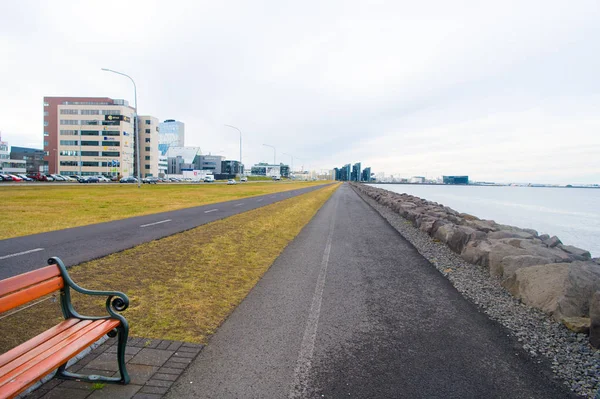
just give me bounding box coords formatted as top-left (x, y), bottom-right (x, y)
top-left (79, 176), bottom-right (99, 183)
top-left (50, 174), bottom-right (66, 181)
top-left (8, 174), bottom-right (23, 182)
top-left (96, 175), bottom-right (111, 183)
top-left (240, 177), bottom-right (248, 182)
top-left (203, 175), bottom-right (215, 182)
top-left (0, 174), bottom-right (13, 181)
top-left (227, 179), bottom-right (237, 185)
top-left (142, 177), bottom-right (159, 184)
top-left (16, 174), bottom-right (34, 181)
top-left (59, 175), bottom-right (75, 182)
top-left (272, 176), bottom-right (281, 181)
top-left (119, 177), bottom-right (138, 184)
top-left (69, 175), bottom-right (82, 181)
top-left (43, 174), bottom-right (55, 181)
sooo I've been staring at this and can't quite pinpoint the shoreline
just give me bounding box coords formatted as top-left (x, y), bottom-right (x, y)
top-left (351, 183), bottom-right (600, 398)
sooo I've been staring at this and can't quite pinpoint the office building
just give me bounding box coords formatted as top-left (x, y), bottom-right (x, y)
top-left (0, 135), bottom-right (26, 174)
top-left (351, 162), bottom-right (361, 182)
top-left (43, 96), bottom-right (135, 177)
top-left (9, 146), bottom-right (46, 173)
top-left (361, 167), bottom-right (372, 182)
top-left (443, 175), bottom-right (469, 185)
top-left (221, 160), bottom-right (243, 175)
top-left (164, 146), bottom-right (201, 175)
top-left (137, 116), bottom-right (160, 177)
top-left (250, 163), bottom-right (289, 178)
top-left (158, 119), bottom-right (185, 155)
top-left (195, 154), bottom-right (225, 174)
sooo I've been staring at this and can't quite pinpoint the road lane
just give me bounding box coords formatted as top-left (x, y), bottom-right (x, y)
top-left (0, 184), bottom-right (330, 279)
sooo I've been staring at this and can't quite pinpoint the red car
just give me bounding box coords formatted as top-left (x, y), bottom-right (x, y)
top-left (8, 174), bottom-right (23, 182)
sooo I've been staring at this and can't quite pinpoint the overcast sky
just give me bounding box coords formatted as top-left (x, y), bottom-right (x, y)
top-left (1, 0), bottom-right (598, 184)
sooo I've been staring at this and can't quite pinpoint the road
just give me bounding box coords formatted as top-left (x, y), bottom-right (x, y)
top-left (166, 183), bottom-right (574, 399)
top-left (0, 184), bottom-right (328, 279)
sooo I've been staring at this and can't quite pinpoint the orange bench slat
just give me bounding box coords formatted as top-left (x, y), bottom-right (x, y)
top-left (0, 277), bottom-right (64, 314)
top-left (0, 318), bottom-right (80, 369)
top-left (0, 319), bottom-right (120, 398)
top-left (0, 266), bottom-right (61, 297)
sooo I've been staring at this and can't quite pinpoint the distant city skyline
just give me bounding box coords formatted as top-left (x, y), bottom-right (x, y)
top-left (0, 1), bottom-right (598, 184)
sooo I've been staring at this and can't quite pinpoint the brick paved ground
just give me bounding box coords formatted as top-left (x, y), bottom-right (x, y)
top-left (25, 337), bottom-right (204, 399)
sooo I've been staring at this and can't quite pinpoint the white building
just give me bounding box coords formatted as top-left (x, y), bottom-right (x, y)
top-left (0, 134), bottom-right (26, 174)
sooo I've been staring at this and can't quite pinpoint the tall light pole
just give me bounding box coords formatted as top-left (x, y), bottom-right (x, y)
top-left (101, 68), bottom-right (141, 188)
top-left (283, 152), bottom-right (293, 179)
top-left (263, 144), bottom-right (276, 165)
top-left (224, 125), bottom-right (242, 177)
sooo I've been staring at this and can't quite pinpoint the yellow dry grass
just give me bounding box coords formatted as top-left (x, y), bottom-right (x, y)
top-left (0, 183), bottom-right (340, 351)
top-left (0, 181), bottom-right (328, 240)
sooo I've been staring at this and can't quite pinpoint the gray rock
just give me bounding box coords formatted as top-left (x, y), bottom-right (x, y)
top-left (488, 230), bottom-right (535, 240)
top-left (558, 244), bottom-right (592, 261)
top-left (467, 219), bottom-right (498, 233)
top-left (497, 255), bottom-right (555, 279)
top-left (589, 291), bottom-right (600, 348)
top-left (461, 240), bottom-right (493, 266)
top-left (543, 236), bottom-right (562, 248)
top-left (539, 234), bottom-right (550, 241)
top-left (556, 262), bottom-right (600, 319)
top-left (488, 242), bottom-right (529, 276)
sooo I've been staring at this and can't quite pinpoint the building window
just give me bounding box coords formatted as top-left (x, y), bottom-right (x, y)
top-left (145, 165), bottom-right (150, 169)
top-left (102, 151), bottom-right (120, 157)
top-left (145, 146), bottom-right (151, 151)
top-left (60, 150), bottom-right (79, 156)
top-left (60, 109), bottom-right (78, 115)
top-left (80, 130), bottom-right (99, 136)
top-left (43, 141), bottom-right (49, 147)
top-left (101, 141), bottom-right (119, 146)
top-left (81, 151), bottom-right (99, 156)
top-left (43, 111), bottom-right (49, 116)
top-left (60, 120), bottom-right (78, 125)
top-left (145, 156), bottom-right (150, 160)
top-left (81, 109), bottom-right (100, 115)
top-left (81, 120), bottom-right (99, 125)
top-left (44, 121), bottom-right (49, 126)
top-left (101, 110), bottom-right (121, 115)
top-left (145, 129), bottom-right (150, 134)
top-left (81, 141), bottom-right (99, 146)
top-left (103, 131), bottom-right (120, 136)
top-left (145, 120), bottom-right (151, 124)
top-left (60, 130), bottom-right (78, 135)
top-left (82, 161), bottom-right (99, 167)
top-left (43, 102), bottom-right (49, 107)
top-left (102, 120), bottom-right (120, 126)
top-left (60, 140), bottom-right (79, 146)
top-left (60, 161), bottom-right (79, 166)
top-left (145, 138), bottom-right (151, 143)
top-left (43, 131), bottom-right (49, 136)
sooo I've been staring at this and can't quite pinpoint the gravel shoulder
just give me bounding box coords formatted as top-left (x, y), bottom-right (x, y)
top-left (352, 184), bottom-right (600, 398)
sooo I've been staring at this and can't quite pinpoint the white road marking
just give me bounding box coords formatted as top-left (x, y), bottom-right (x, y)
top-left (234, 203), bottom-right (244, 207)
top-left (204, 209), bottom-right (218, 213)
top-left (140, 219), bottom-right (172, 228)
top-left (289, 196), bottom-right (338, 398)
top-left (0, 248), bottom-right (45, 260)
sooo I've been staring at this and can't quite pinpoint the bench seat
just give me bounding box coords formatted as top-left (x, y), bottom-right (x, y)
top-left (0, 318), bottom-right (120, 398)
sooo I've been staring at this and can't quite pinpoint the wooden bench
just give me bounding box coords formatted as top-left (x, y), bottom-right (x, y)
top-left (0, 257), bottom-right (130, 398)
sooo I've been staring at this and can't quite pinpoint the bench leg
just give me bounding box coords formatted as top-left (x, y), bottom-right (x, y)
top-left (55, 327), bottom-right (130, 384)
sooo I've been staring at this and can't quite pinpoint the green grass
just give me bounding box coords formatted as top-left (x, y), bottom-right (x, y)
top-left (0, 181), bottom-right (329, 239)
top-left (0, 183), bottom-right (340, 351)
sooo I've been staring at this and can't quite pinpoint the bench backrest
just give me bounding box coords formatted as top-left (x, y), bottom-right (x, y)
top-left (0, 266), bottom-right (64, 314)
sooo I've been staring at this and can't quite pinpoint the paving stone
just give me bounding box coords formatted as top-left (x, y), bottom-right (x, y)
top-left (87, 383), bottom-right (142, 399)
top-left (181, 342), bottom-right (203, 349)
top-left (145, 379), bottom-right (173, 388)
top-left (166, 341), bottom-right (183, 351)
top-left (139, 385), bottom-right (169, 395)
top-left (127, 337), bottom-right (144, 347)
top-left (129, 348), bottom-right (174, 367)
top-left (140, 339), bottom-right (160, 349)
top-left (172, 351), bottom-right (196, 359)
top-left (120, 364), bottom-right (159, 385)
top-left (104, 346), bottom-right (143, 356)
top-left (151, 373), bottom-right (179, 382)
top-left (175, 346), bottom-right (200, 354)
top-left (156, 341), bottom-right (171, 350)
top-left (168, 356), bottom-right (192, 365)
top-left (156, 367), bottom-right (183, 375)
top-left (131, 393), bottom-right (163, 399)
top-left (161, 361), bottom-right (187, 370)
top-left (58, 380), bottom-right (95, 391)
top-left (40, 387), bottom-right (91, 399)
top-left (85, 353), bottom-right (134, 372)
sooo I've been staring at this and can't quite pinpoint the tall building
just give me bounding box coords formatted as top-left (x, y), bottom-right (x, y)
top-left (443, 175), bottom-right (469, 185)
top-left (43, 97), bottom-right (135, 177)
top-left (361, 167), bottom-right (372, 182)
top-left (137, 116), bottom-right (160, 178)
top-left (158, 119), bottom-right (185, 155)
top-left (351, 162), bottom-right (361, 182)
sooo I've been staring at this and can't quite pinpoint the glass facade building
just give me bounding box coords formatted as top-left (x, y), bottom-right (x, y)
top-left (158, 119), bottom-right (185, 155)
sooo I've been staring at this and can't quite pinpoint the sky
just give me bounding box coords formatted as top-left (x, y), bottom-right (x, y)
top-left (0, 0), bottom-right (599, 184)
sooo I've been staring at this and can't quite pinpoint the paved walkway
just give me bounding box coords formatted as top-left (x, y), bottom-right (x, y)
top-left (28, 183), bottom-right (576, 398)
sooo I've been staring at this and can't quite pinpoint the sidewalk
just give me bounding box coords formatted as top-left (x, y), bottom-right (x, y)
top-left (26, 337), bottom-right (203, 399)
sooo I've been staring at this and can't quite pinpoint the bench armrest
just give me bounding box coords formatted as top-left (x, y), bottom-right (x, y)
top-left (48, 257), bottom-right (129, 320)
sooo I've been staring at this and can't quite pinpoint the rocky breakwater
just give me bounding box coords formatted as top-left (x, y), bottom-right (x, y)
top-left (352, 183), bottom-right (600, 347)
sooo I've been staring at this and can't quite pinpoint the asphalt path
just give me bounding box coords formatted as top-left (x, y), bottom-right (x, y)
top-left (0, 184), bottom-right (329, 279)
top-left (166, 183), bottom-right (575, 399)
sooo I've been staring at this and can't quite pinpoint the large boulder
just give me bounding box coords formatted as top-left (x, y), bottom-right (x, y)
top-left (488, 230), bottom-right (535, 240)
top-left (466, 219), bottom-right (498, 233)
top-left (461, 240), bottom-right (493, 266)
top-left (496, 255), bottom-right (555, 279)
top-left (558, 244), bottom-right (592, 261)
top-left (589, 291), bottom-right (600, 348)
top-left (504, 262), bottom-right (600, 320)
top-left (543, 236), bottom-right (562, 248)
top-left (488, 242), bottom-right (529, 276)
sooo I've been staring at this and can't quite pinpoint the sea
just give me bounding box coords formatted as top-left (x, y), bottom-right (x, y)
top-left (369, 184), bottom-right (600, 258)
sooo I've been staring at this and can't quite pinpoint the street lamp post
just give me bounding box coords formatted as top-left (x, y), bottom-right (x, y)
top-left (283, 152), bottom-right (293, 179)
top-left (101, 68), bottom-right (141, 188)
top-left (224, 125), bottom-right (242, 177)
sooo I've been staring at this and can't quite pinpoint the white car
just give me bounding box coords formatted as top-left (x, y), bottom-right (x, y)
top-left (96, 175), bottom-right (111, 182)
top-left (227, 179), bottom-right (237, 185)
top-left (240, 177), bottom-right (248, 182)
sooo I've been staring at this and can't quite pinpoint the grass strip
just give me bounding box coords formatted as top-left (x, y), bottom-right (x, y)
top-left (0, 181), bottom-right (327, 239)
top-left (0, 183), bottom-right (340, 351)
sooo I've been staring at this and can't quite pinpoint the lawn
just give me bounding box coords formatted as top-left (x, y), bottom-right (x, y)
top-left (0, 183), bottom-right (340, 351)
top-left (0, 181), bottom-right (328, 239)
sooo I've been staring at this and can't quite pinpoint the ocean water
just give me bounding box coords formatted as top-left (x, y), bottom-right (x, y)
top-left (369, 184), bottom-right (600, 258)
